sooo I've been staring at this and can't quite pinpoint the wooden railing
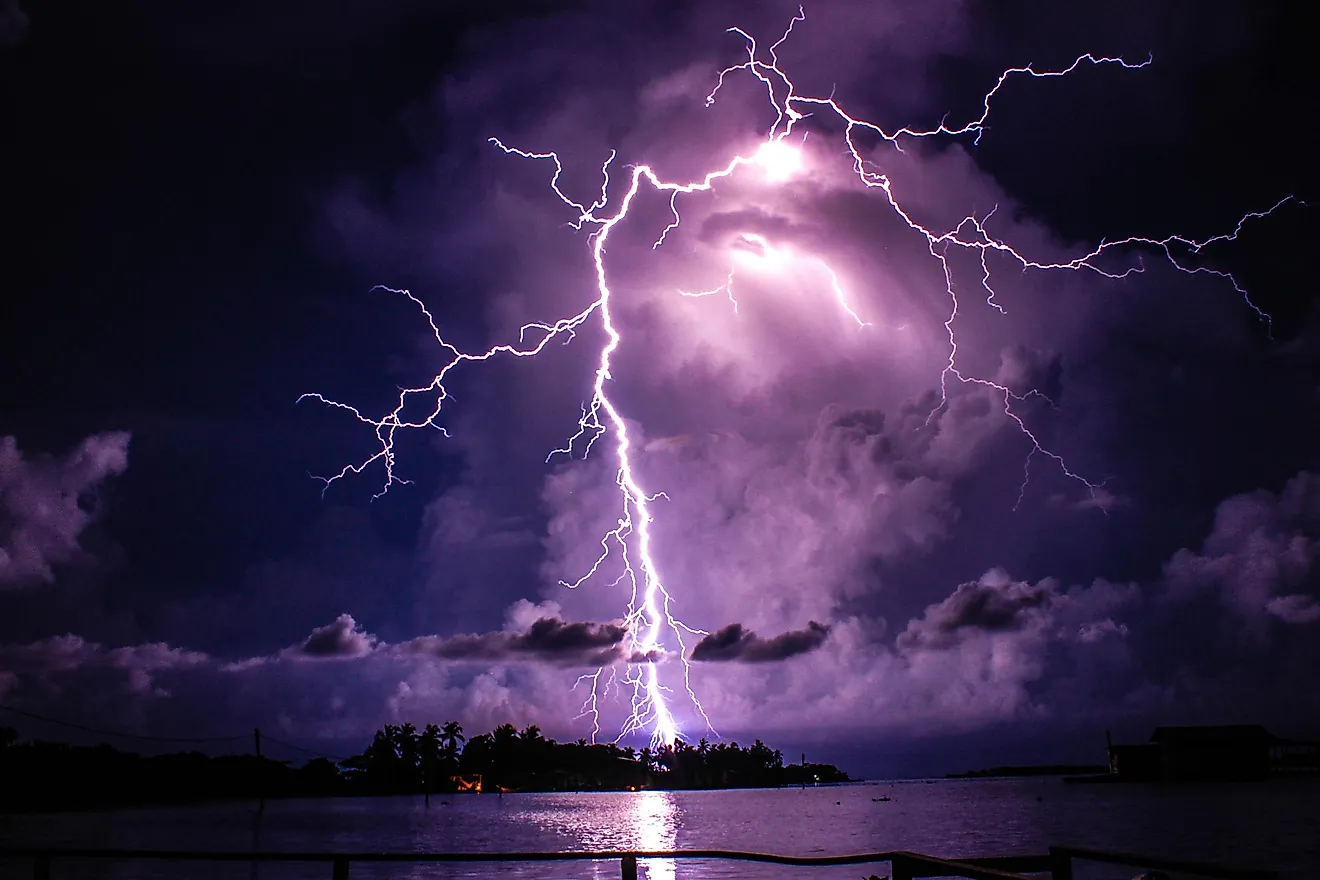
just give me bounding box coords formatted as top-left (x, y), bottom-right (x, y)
top-left (1046, 845), bottom-right (1280, 880)
top-left (0, 844), bottom-right (1280, 879)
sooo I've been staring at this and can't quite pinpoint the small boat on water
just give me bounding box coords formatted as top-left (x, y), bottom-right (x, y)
top-left (871, 796), bottom-right (891, 802)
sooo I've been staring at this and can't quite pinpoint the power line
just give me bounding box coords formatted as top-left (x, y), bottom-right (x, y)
top-left (0, 704), bottom-right (359, 762)
top-left (0, 701), bottom-right (361, 765)
top-left (0, 703), bottom-right (249, 745)
top-left (261, 734), bottom-right (352, 763)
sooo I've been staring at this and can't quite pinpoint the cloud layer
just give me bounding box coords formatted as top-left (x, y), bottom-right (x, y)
top-left (4, 472), bottom-right (1316, 750)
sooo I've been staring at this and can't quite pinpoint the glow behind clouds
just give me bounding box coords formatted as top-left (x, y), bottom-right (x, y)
top-left (306, 8), bottom-right (1290, 747)
top-left (753, 139), bottom-right (805, 182)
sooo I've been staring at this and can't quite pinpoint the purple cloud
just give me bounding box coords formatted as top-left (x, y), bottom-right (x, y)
top-left (1266, 594), bottom-right (1320, 625)
top-left (691, 621), bottom-right (831, 663)
top-left (293, 614), bottom-right (380, 658)
top-left (0, 634), bottom-right (209, 703)
top-left (1163, 471), bottom-right (1320, 625)
top-left (399, 616), bottom-right (631, 667)
top-left (897, 571), bottom-right (1056, 652)
top-left (3, 460), bottom-right (1316, 749)
top-left (0, 433), bottom-right (130, 588)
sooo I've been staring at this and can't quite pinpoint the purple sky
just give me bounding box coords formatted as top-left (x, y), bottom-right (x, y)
top-left (1, 0), bottom-right (1317, 777)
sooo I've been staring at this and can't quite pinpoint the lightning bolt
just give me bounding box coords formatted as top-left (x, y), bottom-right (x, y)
top-left (304, 8), bottom-right (1291, 746)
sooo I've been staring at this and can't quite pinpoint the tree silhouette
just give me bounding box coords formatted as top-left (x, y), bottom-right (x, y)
top-left (440, 721), bottom-right (465, 762)
top-left (396, 722), bottom-right (421, 789)
top-left (419, 724), bottom-right (443, 795)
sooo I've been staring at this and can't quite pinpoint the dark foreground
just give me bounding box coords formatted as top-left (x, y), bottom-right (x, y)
top-left (0, 842), bottom-right (1280, 880)
top-left (1, 779), bottom-right (1314, 879)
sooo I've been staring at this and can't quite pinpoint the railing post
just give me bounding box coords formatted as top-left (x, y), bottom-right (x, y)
top-left (331, 856), bottom-right (350, 880)
top-left (891, 854), bottom-right (915, 880)
top-left (620, 854), bottom-right (638, 880)
top-left (32, 855), bottom-right (51, 880)
top-left (1048, 847), bottom-right (1073, 880)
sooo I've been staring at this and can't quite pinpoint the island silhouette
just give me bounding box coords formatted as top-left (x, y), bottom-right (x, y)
top-left (0, 722), bottom-right (850, 812)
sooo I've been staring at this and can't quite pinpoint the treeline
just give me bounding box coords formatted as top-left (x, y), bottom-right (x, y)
top-left (0, 735), bottom-right (337, 812)
top-left (944, 764), bottom-right (1109, 779)
top-left (0, 723), bottom-right (850, 812)
top-left (342, 722), bottom-right (849, 793)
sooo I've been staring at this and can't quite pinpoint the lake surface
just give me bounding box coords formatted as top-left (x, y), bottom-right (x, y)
top-left (2, 778), bottom-right (1317, 880)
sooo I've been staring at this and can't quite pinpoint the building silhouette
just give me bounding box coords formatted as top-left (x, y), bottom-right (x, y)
top-left (1107, 725), bottom-right (1319, 782)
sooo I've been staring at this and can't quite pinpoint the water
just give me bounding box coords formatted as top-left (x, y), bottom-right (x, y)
top-left (1, 778), bottom-right (1316, 880)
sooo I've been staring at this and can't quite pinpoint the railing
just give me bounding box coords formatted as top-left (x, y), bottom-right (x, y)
top-left (0, 845), bottom-right (1280, 880)
top-left (1046, 845), bottom-right (1279, 880)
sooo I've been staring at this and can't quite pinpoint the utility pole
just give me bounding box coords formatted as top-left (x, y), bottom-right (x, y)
top-left (801, 752), bottom-right (806, 790)
top-left (254, 728), bottom-right (265, 813)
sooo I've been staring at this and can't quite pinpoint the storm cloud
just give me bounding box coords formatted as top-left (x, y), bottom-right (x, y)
top-left (0, 433), bottom-right (130, 589)
top-left (399, 616), bottom-right (631, 667)
top-left (0, 634), bottom-right (209, 705)
top-left (2, 467), bottom-right (1316, 755)
top-left (2, 0), bottom-right (1315, 774)
top-left (280, 608), bottom-right (641, 668)
top-left (1163, 471), bottom-right (1320, 626)
top-left (292, 614), bottom-right (379, 659)
top-left (691, 621), bottom-right (831, 663)
top-left (896, 572), bottom-right (1057, 652)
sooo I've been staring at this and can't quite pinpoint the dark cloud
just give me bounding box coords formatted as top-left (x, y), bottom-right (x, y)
top-left (293, 614), bottom-right (379, 658)
top-left (897, 571), bottom-right (1056, 652)
top-left (0, 434), bottom-right (130, 589)
top-left (399, 616), bottom-right (630, 667)
top-left (281, 606), bottom-right (642, 667)
top-left (691, 621), bottom-right (831, 663)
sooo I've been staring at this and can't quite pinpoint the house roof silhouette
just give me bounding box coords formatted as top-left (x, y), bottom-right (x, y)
top-left (1148, 725), bottom-right (1275, 746)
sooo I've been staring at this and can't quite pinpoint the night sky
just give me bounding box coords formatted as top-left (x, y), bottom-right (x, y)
top-left (2, 0), bottom-right (1317, 778)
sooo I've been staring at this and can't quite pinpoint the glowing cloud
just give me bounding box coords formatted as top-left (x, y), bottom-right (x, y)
top-left (305, 8), bottom-right (1289, 747)
top-left (752, 138), bottom-right (804, 182)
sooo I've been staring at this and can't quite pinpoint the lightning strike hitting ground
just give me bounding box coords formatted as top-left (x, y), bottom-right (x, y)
top-left (304, 8), bottom-right (1291, 746)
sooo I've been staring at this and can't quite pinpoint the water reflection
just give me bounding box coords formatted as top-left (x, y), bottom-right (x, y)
top-left (502, 791), bottom-right (680, 880)
top-left (631, 791), bottom-right (676, 880)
